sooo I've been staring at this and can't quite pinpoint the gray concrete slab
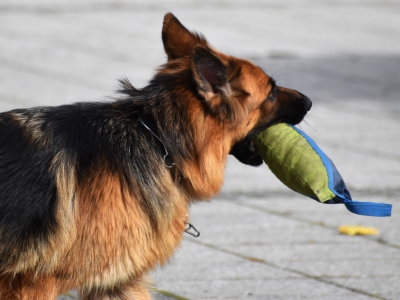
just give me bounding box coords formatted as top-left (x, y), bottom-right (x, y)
top-left (0, 1), bottom-right (399, 299)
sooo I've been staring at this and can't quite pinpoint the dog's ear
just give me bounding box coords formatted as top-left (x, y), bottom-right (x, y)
top-left (191, 45), bottom-right (228, 98)
top-left (191, 45), bottom-right (233, 116)
top-left (162, 13), bottom-right (207, 60)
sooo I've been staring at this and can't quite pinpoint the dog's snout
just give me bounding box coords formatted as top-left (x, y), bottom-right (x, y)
top-left (274, 87), bottom-right (312, 125)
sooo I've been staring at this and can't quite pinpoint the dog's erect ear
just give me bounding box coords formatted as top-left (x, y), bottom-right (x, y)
top-left (192, 45), bottom-right (234, 118)
top-left (162, 13), bottom-right (207, 60)
top-left (191, 45), bottom-right (228, 99)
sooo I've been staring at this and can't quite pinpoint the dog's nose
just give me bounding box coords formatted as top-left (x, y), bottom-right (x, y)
top-left (302, 94), bottom-right (312, 111)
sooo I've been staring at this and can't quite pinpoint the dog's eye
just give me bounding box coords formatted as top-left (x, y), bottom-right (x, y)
top-left (260, 84), bottom-right (277, 107)
top-left (267, 85), bottom-right (277, 102)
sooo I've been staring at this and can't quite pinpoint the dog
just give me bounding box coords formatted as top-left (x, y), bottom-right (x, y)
top-left (0, 13), bottom-right (311, 300)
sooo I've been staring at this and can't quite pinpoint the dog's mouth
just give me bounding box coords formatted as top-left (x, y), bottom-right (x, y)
top-left (229, 118), bottom-right (294, 166)
top-left (230, 90), bottom-right (312, 166)
top-left (230, 114), bottom-right (310, 166)
top-left (230, 135), bottom-right (264, 166)
top-left (229, 122), bottom-right (277, 167)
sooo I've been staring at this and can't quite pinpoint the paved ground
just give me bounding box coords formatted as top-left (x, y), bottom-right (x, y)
top-left (1, 1), bottom-right (399, 299)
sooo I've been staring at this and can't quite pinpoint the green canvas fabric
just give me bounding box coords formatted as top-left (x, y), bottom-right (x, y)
top-left (254, 123), bottom-right (335, 202)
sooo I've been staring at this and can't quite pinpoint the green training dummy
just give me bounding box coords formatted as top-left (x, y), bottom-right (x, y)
top-left (254, 123), bottom-right (392, 217)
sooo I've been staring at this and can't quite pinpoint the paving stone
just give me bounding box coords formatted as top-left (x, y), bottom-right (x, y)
top-left (0, 1), bottom-right (399, 299)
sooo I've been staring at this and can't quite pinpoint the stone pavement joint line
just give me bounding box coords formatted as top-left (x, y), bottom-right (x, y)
top-left (227, 198), bottom-right (400, 250)
top-left (185, 237), bottom-right (386, 300)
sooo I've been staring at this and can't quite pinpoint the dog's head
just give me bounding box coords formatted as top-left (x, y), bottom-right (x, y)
top-left (160, 13), bottom-right (311, 167)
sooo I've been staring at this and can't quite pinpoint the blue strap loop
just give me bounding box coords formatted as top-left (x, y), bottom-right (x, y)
top-left (340, 198), bottom-right (392, 217)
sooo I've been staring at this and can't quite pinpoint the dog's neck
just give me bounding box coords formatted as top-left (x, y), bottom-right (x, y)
top-left (139, 118), bottom-right (184, 182)
top-left (139, 118), bottom-right (201, 237)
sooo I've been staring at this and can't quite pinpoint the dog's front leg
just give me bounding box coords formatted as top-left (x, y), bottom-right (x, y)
top-left (0, 274), bottom-right (60, 300)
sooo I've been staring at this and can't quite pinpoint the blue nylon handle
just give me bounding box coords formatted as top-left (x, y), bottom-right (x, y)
top-left (341, 198), bottom-right (392, 217)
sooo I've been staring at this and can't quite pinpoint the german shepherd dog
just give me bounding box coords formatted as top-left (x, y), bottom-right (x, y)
top-left (0, 13), bottom-right (311, 299)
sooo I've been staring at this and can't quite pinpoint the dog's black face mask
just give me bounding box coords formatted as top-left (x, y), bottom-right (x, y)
top-left (230, 89), bottom-right (312, 166)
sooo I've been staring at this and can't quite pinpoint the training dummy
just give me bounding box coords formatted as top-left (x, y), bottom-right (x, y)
top-left (254, 123), bottom-right (392, 217)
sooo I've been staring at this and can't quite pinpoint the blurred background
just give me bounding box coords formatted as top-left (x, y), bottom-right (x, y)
top-left (1, 1), bottom-right (399, 299)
